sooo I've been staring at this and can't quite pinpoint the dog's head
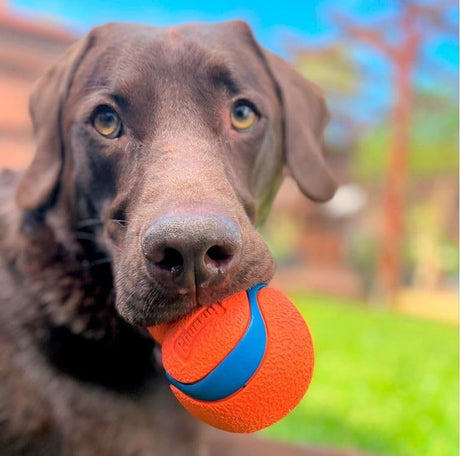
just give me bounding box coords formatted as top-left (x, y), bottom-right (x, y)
top-left (16, 21), bottom-right (336, 326)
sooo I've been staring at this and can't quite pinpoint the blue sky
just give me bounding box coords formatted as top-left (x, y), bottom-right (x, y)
top-left (9, 0), bottom-right (458, 124)
top-left (10, 0), bottom-right (458, 62)
top-left (10, 0), bottom-right (338, 54)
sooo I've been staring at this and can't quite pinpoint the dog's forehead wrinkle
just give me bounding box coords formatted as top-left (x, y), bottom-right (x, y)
top-left (83, 28), bottom-right (255, 104)
top-left (83, 22), bottom-right (273, 91)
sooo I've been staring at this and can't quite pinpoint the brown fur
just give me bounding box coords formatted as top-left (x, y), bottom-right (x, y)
top-left (0, 21), bottom-right (338, 455)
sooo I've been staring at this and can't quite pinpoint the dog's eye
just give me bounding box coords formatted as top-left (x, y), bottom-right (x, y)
top-left (231, 102), bottom-right (257, 131)
top-left (92, 106), bottom-right (122, 139)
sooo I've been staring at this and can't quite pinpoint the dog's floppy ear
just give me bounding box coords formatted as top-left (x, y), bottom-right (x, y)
top-left (263, 51), bottom-right (337, 202)
top-left (15, 35), bottom-right (93, 211)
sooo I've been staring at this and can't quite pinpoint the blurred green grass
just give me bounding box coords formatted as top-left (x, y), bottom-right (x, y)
top-left (261, 294), bottom-right (458, 456)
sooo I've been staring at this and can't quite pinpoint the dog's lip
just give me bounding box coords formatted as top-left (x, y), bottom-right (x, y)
top-left (144, 294), bottom-right (217, 327)
top-left (131, 304), bottom-right (197, 328)
top-left (129, 289), bottom-right (229, 328)
top-left (118, 274), bottom-right (253, 327)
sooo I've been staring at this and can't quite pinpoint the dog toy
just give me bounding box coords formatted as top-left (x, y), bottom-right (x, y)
top-left (148, 284), bottom-right (314, 433)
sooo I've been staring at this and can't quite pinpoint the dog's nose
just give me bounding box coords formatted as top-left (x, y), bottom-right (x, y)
top-left (141, 215), bottom-right (242, 290)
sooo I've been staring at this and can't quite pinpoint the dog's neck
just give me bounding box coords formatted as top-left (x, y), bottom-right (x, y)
top-left (0, 174), bottom-right (158, 390)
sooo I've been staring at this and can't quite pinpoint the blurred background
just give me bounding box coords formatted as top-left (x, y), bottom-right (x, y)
top-left (0, 0), bottom-right (457, 455)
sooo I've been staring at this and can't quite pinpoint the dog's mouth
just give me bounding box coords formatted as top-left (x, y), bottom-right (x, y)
top-left (115, 281), bottom-right (235, 327)
top-left (113, 254), bottom-right (276, 327)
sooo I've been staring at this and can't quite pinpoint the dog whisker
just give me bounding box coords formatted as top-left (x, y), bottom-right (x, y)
top-left (75, 218), bottom-right (103, 228)
top-left (109, 219), bottom-right (129, 228)
top-left (109, 218), bottom-right (153, 225)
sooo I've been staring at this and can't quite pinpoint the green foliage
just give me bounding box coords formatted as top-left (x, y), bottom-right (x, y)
top-left (262, 295), bottom-right (458, 456)
top-left (439, 240), bottom-right (459, 275)
top-left (407, 199), bottom-right (459, 278)
top-left (353, 95), bottom-right (458, 181)
top-left (295, 46), bottom-right (361, 96)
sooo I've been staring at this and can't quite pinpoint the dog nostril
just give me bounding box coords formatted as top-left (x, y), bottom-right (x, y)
top-left (205, 245), bottom-right (234, 269)
top-left (155, 247), bottom-right (184, 273)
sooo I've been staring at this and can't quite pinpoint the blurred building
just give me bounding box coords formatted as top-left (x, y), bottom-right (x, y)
top-left (0, 1), bottom-right (74, 169)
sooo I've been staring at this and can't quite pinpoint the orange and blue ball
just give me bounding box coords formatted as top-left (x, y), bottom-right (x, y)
top-left (149, 284), bottom-right (314, 433)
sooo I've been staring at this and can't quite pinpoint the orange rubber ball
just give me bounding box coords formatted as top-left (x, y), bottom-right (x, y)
top-left (148, 284), bottom-right (314, 433)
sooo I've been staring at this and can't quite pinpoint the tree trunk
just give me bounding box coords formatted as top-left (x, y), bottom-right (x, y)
top-left (377, 59), bottom-right (413, 302)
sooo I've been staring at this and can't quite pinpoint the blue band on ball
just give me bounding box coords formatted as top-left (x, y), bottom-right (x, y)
top-left (165, 283), bottom-right (268, 402)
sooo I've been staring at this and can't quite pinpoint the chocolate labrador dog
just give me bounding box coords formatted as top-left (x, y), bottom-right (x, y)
top-left (0, 21), bottom-right (337, 456)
